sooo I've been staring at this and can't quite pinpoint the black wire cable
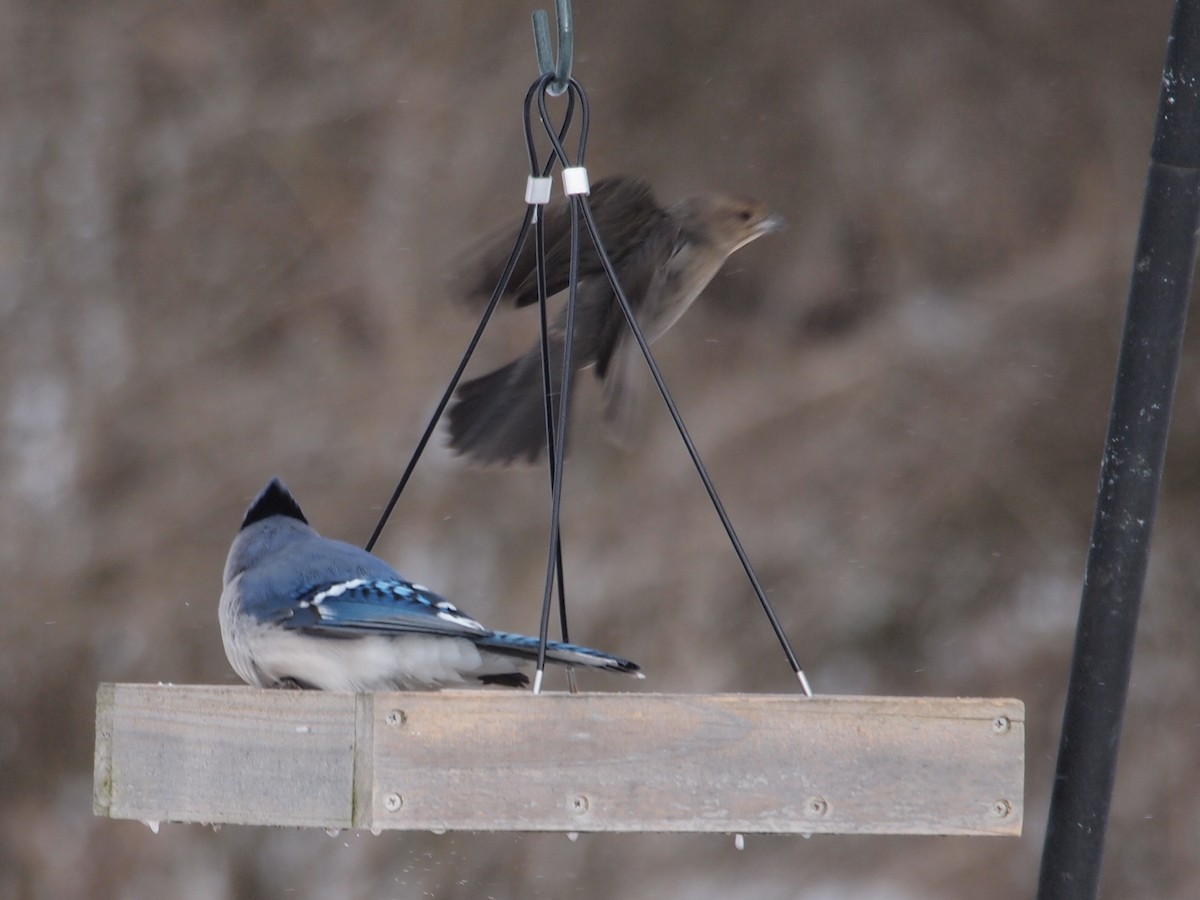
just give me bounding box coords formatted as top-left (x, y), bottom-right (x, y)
top-left (368, 67), bottom-right (812, 697)
top-left (534, 207), bottom-right (576, 693)
top-left (581, 187), bottom-right (811, 695)
top-left (363, 83), bottom-right (574, 553)
top-left (533, 77), bottom-right (812, 696)
top-left (526, 74), bottom-right (578, 691)
top-left (528, 75), bottom-right (589, 690)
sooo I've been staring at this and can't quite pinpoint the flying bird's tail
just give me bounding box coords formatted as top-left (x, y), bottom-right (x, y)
top-left (447, 345), bottom-right (566, 465)
top-left (448, 279), bottom-right (622, 465)
top-left (476, 631), bottom-right (643, 676)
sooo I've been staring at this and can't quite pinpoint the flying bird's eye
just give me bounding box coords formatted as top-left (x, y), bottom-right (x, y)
top-left (738, 209), bottom-right (753, 222)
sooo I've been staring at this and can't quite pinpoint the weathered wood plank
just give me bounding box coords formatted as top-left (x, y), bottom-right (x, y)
top-left (95, 684), bottom-right (358, 828)
top-left (370, 693), bottom-right (1023, 835)
top-left (94, 685), bottom-right (1023, 835)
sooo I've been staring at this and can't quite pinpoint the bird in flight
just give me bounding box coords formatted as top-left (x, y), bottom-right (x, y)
top-left (446, 175), bottom-right (782, 465)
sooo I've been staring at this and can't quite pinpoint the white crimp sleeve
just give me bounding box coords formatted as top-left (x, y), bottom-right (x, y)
top-left (525, 176), bottom-right (553, 205)
top-left (561, 167), bottom-right (590, 195)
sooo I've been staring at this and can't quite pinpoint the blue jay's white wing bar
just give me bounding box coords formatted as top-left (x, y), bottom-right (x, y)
top-left (288, 579), bottom-right (490, 636)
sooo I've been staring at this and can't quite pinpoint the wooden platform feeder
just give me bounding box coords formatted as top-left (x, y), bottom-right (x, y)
top-left (94, 685), bottom-right (1023, 835)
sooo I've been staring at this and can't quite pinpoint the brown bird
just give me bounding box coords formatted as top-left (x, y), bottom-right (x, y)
top-left (446, 176), bottom-right (782, 465)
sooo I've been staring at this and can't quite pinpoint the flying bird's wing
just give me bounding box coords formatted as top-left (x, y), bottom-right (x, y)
top-left (448, 176), bottom-right (662, 309)
top-left (594, 225), bottom-right (679, 445)
top-left (444, 182), bottom-right (781, 466)
top-left (592, 221), bottom-right (680, 378)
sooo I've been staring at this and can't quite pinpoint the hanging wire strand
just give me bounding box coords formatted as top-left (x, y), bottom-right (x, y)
top-left (533, 76), bottom-right (813, 697)
top-left (527, 73), bottom-right (589, 691)
top-left (535, 207), bottom-right (577, 694)
top-left (578, 194), bottom-right (812, 695)
top-left (363, 85), bottom-right (575, 552)
top-left (525, 73), bottom-right (579, 692)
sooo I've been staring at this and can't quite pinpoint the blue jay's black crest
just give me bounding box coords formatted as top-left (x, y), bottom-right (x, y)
top-left (219, 478), bottom-right (643, 691)
top-left (241, 478), bottom-right (308, 529)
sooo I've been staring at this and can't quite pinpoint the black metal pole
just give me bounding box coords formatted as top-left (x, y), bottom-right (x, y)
top-left (1037, 3), bottom-right (1200, 897)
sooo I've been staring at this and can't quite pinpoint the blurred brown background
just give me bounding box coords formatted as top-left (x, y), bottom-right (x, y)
top-left (3, 1), bottom-right (1198, 897)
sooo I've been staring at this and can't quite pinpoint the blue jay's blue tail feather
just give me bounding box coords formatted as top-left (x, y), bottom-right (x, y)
top-left (477, 632), bottom-right (643, 676)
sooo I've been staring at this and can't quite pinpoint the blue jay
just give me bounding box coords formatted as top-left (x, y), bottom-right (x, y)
top-left (219, 478), bottom-right (643, 690)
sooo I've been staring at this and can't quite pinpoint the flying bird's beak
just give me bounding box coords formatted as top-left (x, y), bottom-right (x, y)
top-left (757, 213), bottom-right (786, 234)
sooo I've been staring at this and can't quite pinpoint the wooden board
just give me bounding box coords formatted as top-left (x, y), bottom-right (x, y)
top-left (94, 685), bottom-right (1023, 835)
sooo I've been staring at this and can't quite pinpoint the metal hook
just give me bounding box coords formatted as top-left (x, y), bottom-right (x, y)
top-left (531, 0), bottom-right (573, 97)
